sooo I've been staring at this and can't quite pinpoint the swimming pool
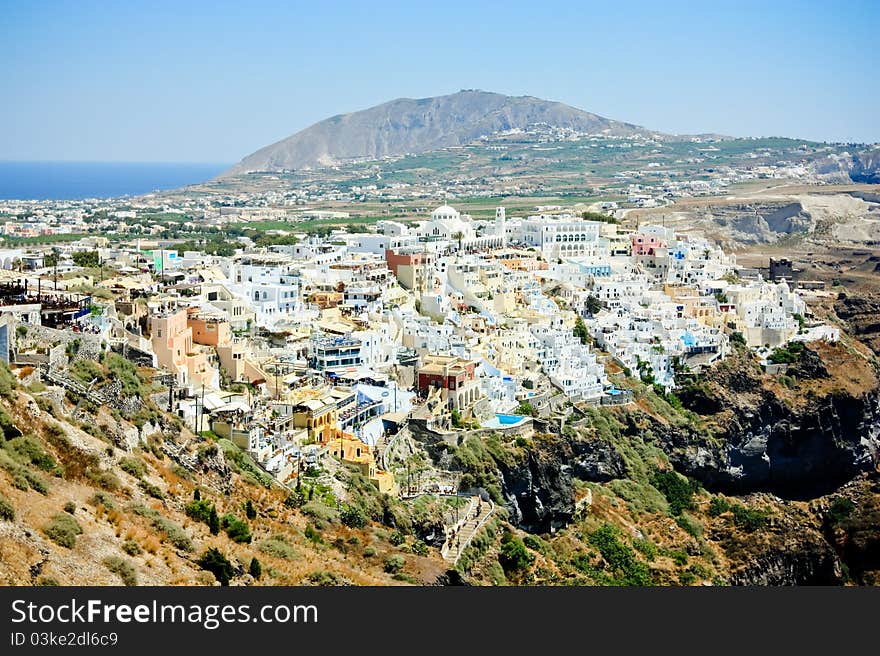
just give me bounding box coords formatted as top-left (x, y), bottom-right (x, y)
top-left (481, 413), bottom-right (529, 428)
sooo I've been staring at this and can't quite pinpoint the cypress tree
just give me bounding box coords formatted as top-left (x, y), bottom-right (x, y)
top-left (249, 557), bottom-right (262, 580)
top-left (208, 505), bottom-right (220, 535)
top-left (245, 500), bottom-right (256, 520)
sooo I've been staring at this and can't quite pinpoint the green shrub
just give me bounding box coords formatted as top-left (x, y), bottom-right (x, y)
top-left (88, 492), bottom-right (115, 510)
top-left (122, 539), bottom-right (142, 556)
top-left (245, 499), bottom-right (257, 520)
top-left (304, 524), bottom-right (323, 544)
top-left (284, 490), bottom-right (306, 508)
top-left (0, 360), bottom-right (18, 398)
top-left (498, 530), bottom-right (534, 574)
top-left (198, 547), bottom-right (233, 586)
top-left (523, 534), bottom-right (548, 554)
top-left (88, 469), bottom-right (120, 491)
top-left (411, 539), bottom-right (429, 556)
top-left (44, 513), bottom-right (83, 548)
top-left (708, 496), bottom-right (731, 517)
top-left (131, 504), bottom-right (193, 551)
top-left (0, 494), bottom-right (14, 521)
top-left (119, 457), bottom-right (147, 479)
top-left (675, 513), bottom-right (702, 538)
top-left (24, 469), bottom-right (49, 495)
top-left (103, 353), bottom-right (148, 399)
top-left (184, 499), bottom-right (213, 523)
top-left (678, 571), bottom-right (697, 586)
top-left (138, 480), bottom-right (164, 500)
top-left (6, 436), bottom-right (56, 472)
top-left (651, 470), bottom-right (698, 515)
top-left (826, 497), bottom-right (855, 526)
top-left (63, 501), bottom-right (76, 514)
top-left (363, 546), bottom-right (377, 557)
top-left (588, 524), bottom-right (652, 586)
top-left (103, 556), bottom-right (138, 586)
top-left (155, 517), bottom-right (193, 550)
top-left (768, 341), bottom-right (805, 364)
top-left (70, 359), bottom-right (105, 386)
top-left (340, 504), bottom-right (367, 528)
top-left (389, 530), bottom-right (407, 546)
top-left (384, 554), bottom-right (405, 574)
top-left (221, 514), bottom-right (252, 544)
top-left (306, 570), bottom-right (341, 586)
top-left (633, 538), bottom-right (658, 561)
top-left (257, 538), bottom-right (297, 560)
top-left (731, 505), bottom-right (769, 532)
top-left (667, 549), bottom-right (689, 566)
top-left (249, 557), bottom-right (262, 580)
top-left (301, 501), bottom-right (338, 525)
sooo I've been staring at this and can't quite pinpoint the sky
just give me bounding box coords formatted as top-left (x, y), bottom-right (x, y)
top-left (1, 0), bottom-right (877, 163)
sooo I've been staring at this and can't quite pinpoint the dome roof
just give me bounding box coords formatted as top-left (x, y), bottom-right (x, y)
top-left (432, 204), bottom-right (459, 218)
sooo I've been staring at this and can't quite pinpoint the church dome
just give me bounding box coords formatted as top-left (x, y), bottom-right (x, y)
top-left (432, 204), bottom-right (460, 220)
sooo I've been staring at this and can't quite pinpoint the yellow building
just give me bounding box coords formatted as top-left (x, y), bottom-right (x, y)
top-left (327, 429), bottom-right (397, 495)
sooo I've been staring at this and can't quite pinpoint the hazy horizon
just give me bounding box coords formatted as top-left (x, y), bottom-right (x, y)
top-left (2, 1), bottom-right (878, 163)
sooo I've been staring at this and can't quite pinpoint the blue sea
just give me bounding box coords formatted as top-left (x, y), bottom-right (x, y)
top-left (0, 161), bottom-right (230, 201)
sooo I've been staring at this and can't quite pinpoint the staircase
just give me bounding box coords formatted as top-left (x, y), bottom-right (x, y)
top-left (441, 497), bottom-right (495, 564)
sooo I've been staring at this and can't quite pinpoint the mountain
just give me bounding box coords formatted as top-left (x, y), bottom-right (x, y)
top-left (223, 90), bottom-right (660, 175)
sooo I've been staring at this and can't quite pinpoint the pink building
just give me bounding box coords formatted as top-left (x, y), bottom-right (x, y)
top-left (630, 234), bottom-right (665, 256)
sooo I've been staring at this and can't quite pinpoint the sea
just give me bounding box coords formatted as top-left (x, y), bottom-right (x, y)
top-left (0, 161), bottom-right (230, 201)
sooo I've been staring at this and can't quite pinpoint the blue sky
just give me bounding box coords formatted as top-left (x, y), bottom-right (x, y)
top-left (1, 0), bottom-right (877, 162)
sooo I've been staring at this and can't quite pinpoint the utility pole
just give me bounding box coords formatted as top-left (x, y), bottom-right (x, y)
top-left (199, 383), bottom-right (206, 435)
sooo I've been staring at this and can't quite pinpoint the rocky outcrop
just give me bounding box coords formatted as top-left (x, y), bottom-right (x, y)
top-left (834, 294), bottom-right (880, 355)
top-left (659, 348), bottom-right (880, 499)
top-left (727, 540), bottom-right (842, 585)
top-left (496, 444), bottom-right (575, 534)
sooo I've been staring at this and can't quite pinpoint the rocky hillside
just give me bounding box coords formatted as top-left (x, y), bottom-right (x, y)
top-left (2, 337), bottom-right (877, 587)
top-left (813, 147), bottom-right (880, 184)
top-left (224, 90), bottom-right (657, 174)
top-left (414, 340), bottom-right (880, 586)
top-left (0, 360), bottom-right (452, 586)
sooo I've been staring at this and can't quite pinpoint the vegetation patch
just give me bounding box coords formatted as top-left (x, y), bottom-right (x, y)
top-left (103, 556), bottom-right (138, 586)
top-left (44, 513), bottom-right (83, 548)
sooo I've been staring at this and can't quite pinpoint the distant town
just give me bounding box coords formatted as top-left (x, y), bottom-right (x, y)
top-left (0, 189), bottom-right (840, 505)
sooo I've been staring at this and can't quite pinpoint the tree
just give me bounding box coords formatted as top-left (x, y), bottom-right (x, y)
top-left (249, 557), bottom-right (262, 580)
top-left (193, 488), bottom-right (201, 501)
top-left (585, 294), bottom-right (604, 316)
top-left (221, 514), bottom-right (252, 544)
top-left (515, 401), bottom-right (537, 417)
top-left (198, 548), bottom-right (233, 586)
top-left (452, 231), bottom-right (464, 252)
top-left (245, 499), bottom-right (256, 520)
top-left (498, 530), bottom-right (534, 574)
top-left (208, 505), bottom-right (220, 535)
top-left (573, 316), bottom-right (590, 345)
top-left (72, 250), bottom-right (100, 268)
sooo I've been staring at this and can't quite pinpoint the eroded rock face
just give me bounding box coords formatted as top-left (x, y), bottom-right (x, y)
top-left (497, 429), bottom-right (628, 533)
top-left (835, 294), bottom-right (880, 355)
top-left (497, 441), bottom-right (575, 534)
top-left (659, 348), bottom-right (880, 498)
top-left (727, 543), bottom-right (842, 585)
